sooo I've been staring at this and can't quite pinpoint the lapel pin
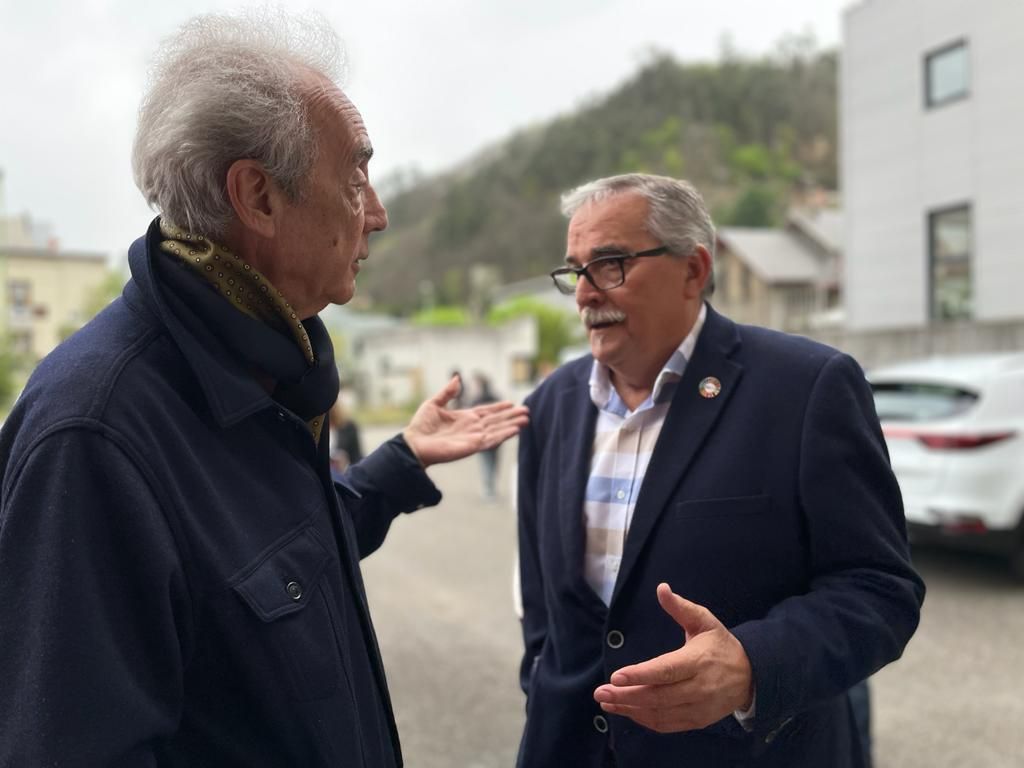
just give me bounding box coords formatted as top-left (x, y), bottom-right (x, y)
top-left (698, 376), bottom-right (722, 399)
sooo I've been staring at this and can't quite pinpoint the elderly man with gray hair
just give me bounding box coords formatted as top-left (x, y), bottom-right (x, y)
top-left (0, 11), bottom-right (526, 767)
top-left (515, 173), bottom-right (923, 767)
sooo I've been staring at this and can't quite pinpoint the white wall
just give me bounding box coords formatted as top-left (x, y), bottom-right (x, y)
top-left (842, 0), bottom-right (1024, 330)
top-left (354, 315), bottom-right (538, 410)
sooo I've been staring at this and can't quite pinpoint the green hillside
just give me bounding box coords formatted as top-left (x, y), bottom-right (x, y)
top-left (361, 38), bottom-right (837, 313)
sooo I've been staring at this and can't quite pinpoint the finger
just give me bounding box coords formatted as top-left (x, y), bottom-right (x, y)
top-left (594, 681), bottom-right (702, 710)
top-left (608, 649), bottom-right (696, 687)
top-left (656, 583), bottom-right (721, 638)
top-left (480, 407), bottom-right (530, 431)
top-left (472, 400), bottom-right (521, 417)
top-left (595, 701), bottom-right (708, 734)
top-left (482, 407), bottom-right (530, 428)
top-left (481, 424), bottom-right (526, 449)
top-left (429, 375), bottom-right (463, 407)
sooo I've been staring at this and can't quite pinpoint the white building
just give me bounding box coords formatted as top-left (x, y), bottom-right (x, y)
top-left (842, 0), bottom-right (1024, 331)
top-left (353, 315), bottom-right (538, 409)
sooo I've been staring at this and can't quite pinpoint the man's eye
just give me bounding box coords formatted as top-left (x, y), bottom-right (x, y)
top-left (593, 258), bottom-right (622, 273)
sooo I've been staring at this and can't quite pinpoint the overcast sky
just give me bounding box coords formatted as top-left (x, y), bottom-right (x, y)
top-left (0, 0), bottom-right (853, 258)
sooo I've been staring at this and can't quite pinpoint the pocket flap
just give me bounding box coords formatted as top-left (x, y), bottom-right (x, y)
top-left (233, 527), bottom-right (332, 622)
top-left (673, 494), bottom-right (771, 520)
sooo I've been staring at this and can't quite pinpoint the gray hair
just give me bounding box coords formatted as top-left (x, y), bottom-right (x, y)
top-left (560, 173), bottom-right (717, 297)
top-left (132, 9), bottom-right (344, 238)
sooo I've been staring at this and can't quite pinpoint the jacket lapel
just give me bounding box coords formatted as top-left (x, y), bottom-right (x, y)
top-left (611, 306), bottom-right (744, 605)
top-left (555, 364), bottom-right (603, 600)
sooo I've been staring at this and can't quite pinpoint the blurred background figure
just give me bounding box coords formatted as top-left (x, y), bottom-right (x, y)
top-left (329, 389), bottom-right (364, 474)
top-left (849, 679), bottom-right (873, 768)
top-left (470, 372), bottom-right (500, 500)
top-left (448, 369), bottom-right (465, 409)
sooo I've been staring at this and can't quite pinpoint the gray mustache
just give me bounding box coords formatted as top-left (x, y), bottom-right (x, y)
top-left (580, 307), bottom-right (626, 328)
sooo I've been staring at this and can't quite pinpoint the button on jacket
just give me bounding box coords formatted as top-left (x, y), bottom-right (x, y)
top-left (0, 225), bottom-right (441, 766)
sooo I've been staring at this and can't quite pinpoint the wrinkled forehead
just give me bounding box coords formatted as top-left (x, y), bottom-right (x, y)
top-left (303, 70), bottom-right (373, 160)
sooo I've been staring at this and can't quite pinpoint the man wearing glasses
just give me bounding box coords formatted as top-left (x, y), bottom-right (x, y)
top-left (515, 173), bottom-right (923, 767)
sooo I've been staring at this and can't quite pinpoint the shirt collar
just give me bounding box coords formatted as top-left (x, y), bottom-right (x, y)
top-left (589, 302), bottom-right (708, 416)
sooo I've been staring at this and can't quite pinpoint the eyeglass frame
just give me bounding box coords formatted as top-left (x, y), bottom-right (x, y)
top-left (549, 245), bottom-right (671, 295)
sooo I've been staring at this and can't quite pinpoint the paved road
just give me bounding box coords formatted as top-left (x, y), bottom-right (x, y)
top-left (360, 428), bottom-right (1024, 768)
top-left (361, 430), bottom-right (523, 768)
top-left (870, 546), bottom-right (1024, 768)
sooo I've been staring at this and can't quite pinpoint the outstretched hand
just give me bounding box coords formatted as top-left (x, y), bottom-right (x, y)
top-left (593, 583), bottom-right (754, 733)
top-left (403, 375), bottom-right (529, 468)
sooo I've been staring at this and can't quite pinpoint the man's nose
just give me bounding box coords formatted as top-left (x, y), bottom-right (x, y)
top-left (575, 273), bottom-right (602, 308)
top-left (364, 184), bottom-right (388, 233)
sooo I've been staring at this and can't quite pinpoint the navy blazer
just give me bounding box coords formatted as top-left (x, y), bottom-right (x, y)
top-left (516, 305), bottom-right (924, 768)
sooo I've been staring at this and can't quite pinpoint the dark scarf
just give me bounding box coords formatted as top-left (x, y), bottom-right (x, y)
top-left (153, 220), bottom-right (339, 441)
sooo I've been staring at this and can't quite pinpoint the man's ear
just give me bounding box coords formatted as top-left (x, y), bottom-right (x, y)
top-left (225, 159), bottom-right (281, 238)
top-left (684, 244), bottom-right (713, 298)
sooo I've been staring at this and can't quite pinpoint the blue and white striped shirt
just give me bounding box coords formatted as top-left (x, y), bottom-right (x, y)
top-left (583, 303), bottom-right (707, 604)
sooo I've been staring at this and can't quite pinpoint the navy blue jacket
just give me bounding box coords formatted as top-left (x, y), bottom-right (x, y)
top-left (0, 226), bottom-right (440, 766)
top-left (516, 305), bottom-right (925, 768)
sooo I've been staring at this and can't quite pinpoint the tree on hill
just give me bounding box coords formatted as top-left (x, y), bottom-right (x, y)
top-left (360, 37), bottom-right (838, 312)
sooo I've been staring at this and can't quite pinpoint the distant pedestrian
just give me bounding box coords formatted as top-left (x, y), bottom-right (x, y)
top-left (449, 369), bottom-right (466, 409)
top-left (471, 373), bottom-right (500, 500)
top-left (329, 394), bottom-right (364, 472)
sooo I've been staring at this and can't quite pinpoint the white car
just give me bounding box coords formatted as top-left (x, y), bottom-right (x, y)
top-left (868, 353), bottom-right (1024, 576)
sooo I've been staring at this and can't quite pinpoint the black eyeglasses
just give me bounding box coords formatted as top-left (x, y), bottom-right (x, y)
top-left (549, 246), bottom-right (669, 295)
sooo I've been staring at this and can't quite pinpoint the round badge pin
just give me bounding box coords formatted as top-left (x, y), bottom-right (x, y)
top-left (698, 376), bottom-right (722, 399)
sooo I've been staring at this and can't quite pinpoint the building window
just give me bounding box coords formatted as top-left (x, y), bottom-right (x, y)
top-left (10, 330), bottom-right (33, 357)
top-left (7, 280), bottom-right (31, 312)
top-left (786, 287), bottom-right (815, 316)
top-left (928, 205), bottom-right (972, 321)
top-left (925, 40), bottom-right (969, 108)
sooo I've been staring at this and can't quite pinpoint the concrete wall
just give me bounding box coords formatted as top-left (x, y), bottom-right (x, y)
top-left (842, 0), bottom-right (1024, 330)
top-left (810, 318), bottom-right (1024, 371)
top-left (353, 315), bottom-right (538, 409)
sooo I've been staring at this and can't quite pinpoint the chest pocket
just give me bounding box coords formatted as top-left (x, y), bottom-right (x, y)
top-left (233, 526), bottom-right (344, 701)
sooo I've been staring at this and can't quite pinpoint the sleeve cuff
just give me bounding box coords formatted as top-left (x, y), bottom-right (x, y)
top-left (352, 433), bottom-right (442, 512)
top-left (733, 689), bottom-right (757, 731)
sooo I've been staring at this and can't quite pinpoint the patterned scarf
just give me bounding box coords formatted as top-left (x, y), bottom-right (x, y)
top-left (157, 219), bottom-right (338, 443)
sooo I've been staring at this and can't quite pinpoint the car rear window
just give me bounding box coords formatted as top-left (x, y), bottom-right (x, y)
top-left (870, 382), bottom-right (978, 422)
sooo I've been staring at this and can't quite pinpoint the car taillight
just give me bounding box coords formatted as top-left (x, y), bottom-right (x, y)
top-left (883, 427), bottom-right (1017, 450)
top-left (916, 432), bottom-right (1016, 450)
top-left (940, 517), bottom-right (989, 534)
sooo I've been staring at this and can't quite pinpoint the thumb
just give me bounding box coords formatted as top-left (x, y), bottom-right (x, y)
top-left (656, 582), bottom-right (721, 640)
top-left (430, 374), bottom-right (462, 407)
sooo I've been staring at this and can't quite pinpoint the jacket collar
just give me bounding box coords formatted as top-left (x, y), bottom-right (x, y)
top-left (124, 218), bottom-right (278, 428)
